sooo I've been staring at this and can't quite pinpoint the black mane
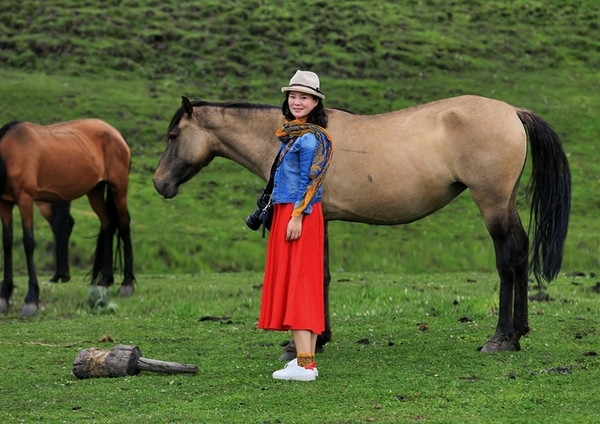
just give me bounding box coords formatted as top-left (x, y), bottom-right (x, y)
top-left (167, 98), bottom-right (355, 132)
top-left (0, 120), bottom-right (22, 141)
top-left (168, 99), bottom-right (278, 130)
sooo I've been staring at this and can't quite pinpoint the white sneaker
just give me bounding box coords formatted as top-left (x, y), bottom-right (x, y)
top-left (305, 362), bottom-right (318, 377)
top-left (272, 359), bottom-right (316, 381)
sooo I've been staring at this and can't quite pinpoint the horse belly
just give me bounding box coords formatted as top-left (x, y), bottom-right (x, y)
top-left (323, 176), bottom-right (465, 224)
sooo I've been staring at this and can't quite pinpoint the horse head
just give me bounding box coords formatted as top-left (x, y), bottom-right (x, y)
top-left (153, 97), bottom-right (216, 199)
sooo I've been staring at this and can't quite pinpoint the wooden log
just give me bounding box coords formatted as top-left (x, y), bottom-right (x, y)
top-left (72, 344), bottom-right (199, 379)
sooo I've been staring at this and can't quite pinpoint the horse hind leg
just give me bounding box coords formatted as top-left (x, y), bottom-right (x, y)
top-left (481, 209), bottom-right (529, 353)
top-left (0, 214), bottom-right (15, 314)
top-left (49, 201), bottom-right (74, 283)
top-left (106, 187), bottom-right (135, 297)
top-left (87, 184), bottom-right (116, 287)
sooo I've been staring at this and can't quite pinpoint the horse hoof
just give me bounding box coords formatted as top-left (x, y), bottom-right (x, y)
top-left (0, 298), bottom-right (8, 313)
top-left (480, 334), bottom-right (520, 353)
top-left (22, 303), bottom-right (38, 317)
top-left (279, 341), bottom-right (297, 361)
top-left (119, 285), bottom-right (134, 298)
top-left (50, 274), bottom-right (71, 283)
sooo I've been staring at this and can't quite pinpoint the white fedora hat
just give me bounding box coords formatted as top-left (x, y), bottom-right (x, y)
top-left (281, 70), bottom-right (325, 99)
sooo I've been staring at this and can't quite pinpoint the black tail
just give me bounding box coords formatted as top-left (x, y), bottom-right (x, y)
top-left (518, 109), bottom-right (571, 283)
top-left (0, 120), bottom-right (22, 195)
top-left (0, 155), bottom-right (6, 195)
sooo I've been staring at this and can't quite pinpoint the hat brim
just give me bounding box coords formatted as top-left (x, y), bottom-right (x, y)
top-left (281, 86), bottom-right (325, 99)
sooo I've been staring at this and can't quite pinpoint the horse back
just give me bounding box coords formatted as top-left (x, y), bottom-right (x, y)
top-left (0, 119), bottom-right (131, 202)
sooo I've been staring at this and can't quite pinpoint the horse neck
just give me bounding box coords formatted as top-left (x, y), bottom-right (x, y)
top-left (200, 106), bottom-right (282, 181)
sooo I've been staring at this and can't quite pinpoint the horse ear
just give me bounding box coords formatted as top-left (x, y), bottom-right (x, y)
top-left (181, 96), bottom-right (193, 118)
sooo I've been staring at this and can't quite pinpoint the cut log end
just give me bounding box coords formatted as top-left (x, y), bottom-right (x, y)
top-left (72, 345), bottom-right (141, 379)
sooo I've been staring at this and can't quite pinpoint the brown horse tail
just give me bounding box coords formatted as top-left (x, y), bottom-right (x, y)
top-left (517, 109), bottom-right (571, 283)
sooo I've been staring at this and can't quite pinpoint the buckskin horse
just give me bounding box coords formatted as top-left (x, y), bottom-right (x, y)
top-left (0, 119), bottom-right (136, 316)
top-left (153, 95), bottom-right (571, 354)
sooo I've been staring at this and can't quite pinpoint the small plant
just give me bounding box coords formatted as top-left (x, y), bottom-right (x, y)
top-left (84, 286), bottom-right (117, 315)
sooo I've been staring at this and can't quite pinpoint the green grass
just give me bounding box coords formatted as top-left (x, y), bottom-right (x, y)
top-left (0, 2), bottom-right (599, 421)
top-left (1, 272), bottom-right (599, 423)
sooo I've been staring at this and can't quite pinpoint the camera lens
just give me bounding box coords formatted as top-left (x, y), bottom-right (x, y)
top-left (245, 209), bottom-right (262, 231)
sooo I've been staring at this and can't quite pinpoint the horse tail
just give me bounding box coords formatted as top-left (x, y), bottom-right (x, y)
top-left (0, 120), bottom-right (22, 194)
top-left (517, 109), bottom-right (571, 283)
top-left (0, 154), bottom-right (6, 195)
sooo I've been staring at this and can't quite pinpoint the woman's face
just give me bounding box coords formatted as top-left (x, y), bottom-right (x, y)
top-left (287, 91), bottom-right (319, 120)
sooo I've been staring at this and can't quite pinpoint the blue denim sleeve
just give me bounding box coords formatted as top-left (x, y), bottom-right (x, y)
top-left (294, 133), bottom-right (318, 215)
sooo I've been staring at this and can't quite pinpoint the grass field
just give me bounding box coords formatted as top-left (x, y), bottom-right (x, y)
top-left (1, 1), bottom-right (599, 422)
top-left (1, 272), bottom-right (599, 423)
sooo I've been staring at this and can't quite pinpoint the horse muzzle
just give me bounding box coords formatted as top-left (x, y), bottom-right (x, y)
top-left (153, 177), bottom-right (179, 199)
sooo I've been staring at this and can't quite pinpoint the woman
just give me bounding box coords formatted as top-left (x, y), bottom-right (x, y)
top-left (258, 70), bottom-right (334, 381)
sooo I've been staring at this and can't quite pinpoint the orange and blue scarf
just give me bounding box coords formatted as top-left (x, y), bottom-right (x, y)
top-left (275, 120), bottom-right (334, 217)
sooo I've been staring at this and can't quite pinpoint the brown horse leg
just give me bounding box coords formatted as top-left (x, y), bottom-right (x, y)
top-left (87, 184), bottom-right (115, 287)
top-left (18, 200), bottom-right (40, 316)
top-left (481, 215), bottom-right (529, 352)
top-left (0, 211), bottom-right (14, 314)
top-left (117, 216), bottom-right (135, 297)
top-left (21, 222), bottom-right (40, 316)
top-left (106, 187), bottom-right (135, 297)
top-left (49, 202), bottom-right (73, 282)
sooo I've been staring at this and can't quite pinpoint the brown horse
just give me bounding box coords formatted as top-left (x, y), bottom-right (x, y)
top-left (0, 119), bottom-right (136, 316)
top-left (153, 95), bottom-right (571, 353)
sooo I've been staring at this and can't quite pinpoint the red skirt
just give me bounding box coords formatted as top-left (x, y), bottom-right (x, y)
top-left (258, 203), bottom-right (325, 334)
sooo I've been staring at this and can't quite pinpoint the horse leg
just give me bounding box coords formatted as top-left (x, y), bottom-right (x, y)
top-left (46, 202), bottom-right (74, 282)
top-left (18, 200), bottom-right (40, 316)
top-left (508, 214), bottom-right (529, 337)
top-left (117, 212), bottom-right (135, 297)
top-left (87, 185), bottom-right (115, 287)
top-left (106, 187), bottom-right (135, 297)
top-left (481, 211), bottom-right (529, 352)
top-left (0, 207), bottom-right (14, 313)
top-left (317, 222), bottom-right (332, 351)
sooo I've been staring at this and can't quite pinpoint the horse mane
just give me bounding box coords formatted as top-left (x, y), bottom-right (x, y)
top-left (168, 99), bottom-right (278, 130)
top-left (167, 98), bottom-right (354, 132)
top-left (0, 120), bottom-right (22, 141)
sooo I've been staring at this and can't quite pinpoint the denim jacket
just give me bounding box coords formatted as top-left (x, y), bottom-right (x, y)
top-left (272, 132), bottom-right (323, 215)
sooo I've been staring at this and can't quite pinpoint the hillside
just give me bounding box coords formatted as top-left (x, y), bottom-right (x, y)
top-left (0, 0), bottom-right (598, 276)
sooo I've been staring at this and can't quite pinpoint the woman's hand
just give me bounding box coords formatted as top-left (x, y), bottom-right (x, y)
top-left (286, 215), bottom-right (303, 241)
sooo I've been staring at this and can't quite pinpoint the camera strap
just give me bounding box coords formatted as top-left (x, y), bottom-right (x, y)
top-left (258, 140), bottom-right (297, 238)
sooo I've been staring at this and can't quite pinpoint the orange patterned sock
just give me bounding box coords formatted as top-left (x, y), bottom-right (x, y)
top-left (297, 353), bottom-right (315, 368)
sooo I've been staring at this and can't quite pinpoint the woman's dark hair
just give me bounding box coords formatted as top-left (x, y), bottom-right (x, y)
top-left (281, 94), bottom-right (328, 128)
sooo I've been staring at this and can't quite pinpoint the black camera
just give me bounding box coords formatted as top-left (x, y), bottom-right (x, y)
top-left (245, 192), bottom-right (273, 231)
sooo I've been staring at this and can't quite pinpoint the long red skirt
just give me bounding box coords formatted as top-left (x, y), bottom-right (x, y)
top-left (258, 203), bottom-right (325, 334)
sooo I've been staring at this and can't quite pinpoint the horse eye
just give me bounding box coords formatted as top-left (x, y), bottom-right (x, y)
top-left (168, 133), bottom-right (178, 142)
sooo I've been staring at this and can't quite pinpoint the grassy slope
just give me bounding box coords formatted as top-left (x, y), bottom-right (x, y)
top-left (0, 0), bottom-right (599, 276)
